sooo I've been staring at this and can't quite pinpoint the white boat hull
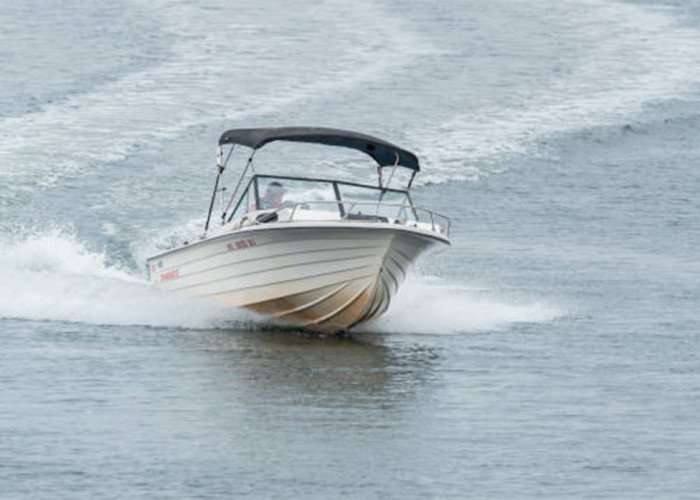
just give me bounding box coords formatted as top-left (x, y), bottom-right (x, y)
top-left (147, 223), bottom-right (447, 333)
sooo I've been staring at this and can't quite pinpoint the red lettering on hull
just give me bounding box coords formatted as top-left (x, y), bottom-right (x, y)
top-left (161, 269), bottom-right (179, 282)
top-left (226, 237), bottom-right (257, 252)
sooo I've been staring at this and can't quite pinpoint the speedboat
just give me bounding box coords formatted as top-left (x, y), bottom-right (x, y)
top-left (147, 127), bottom-right (450, 333)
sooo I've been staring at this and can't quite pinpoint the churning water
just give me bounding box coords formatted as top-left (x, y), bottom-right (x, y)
top-left (2, 0), bottom-right (700, 497)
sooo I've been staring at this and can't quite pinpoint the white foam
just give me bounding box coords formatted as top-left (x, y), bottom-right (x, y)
top-left (0, 229), bottom-right (259, 329)
top-left (129, 217), bottom-right (206, 277)
top-left (362, 276), bottom-right (564, 334)
top-left (0, 229), bottom-right (563, 333)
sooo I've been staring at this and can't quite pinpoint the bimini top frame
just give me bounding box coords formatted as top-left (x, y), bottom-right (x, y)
top-left (205, 127), bottom-right (421, 232)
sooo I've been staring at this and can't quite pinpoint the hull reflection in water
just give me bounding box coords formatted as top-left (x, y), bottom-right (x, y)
top-left (148, 127), bottom-right (451, 333)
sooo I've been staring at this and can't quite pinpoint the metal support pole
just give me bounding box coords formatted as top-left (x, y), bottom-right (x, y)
top-left (384, 152), bottom-right (400, 192)
top-left (222, 152), bottom-right (255, 221)
top-left (377, 152), bottom-right (400, 215)
top-left (204, 166), bottom-right (224, 233)
top-left (332, 181), bottom-right (345, 217)
top-left (407, 170), bottom-right (417, 190)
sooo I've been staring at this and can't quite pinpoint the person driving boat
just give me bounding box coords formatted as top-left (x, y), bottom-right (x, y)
top-left (261, 181), bottom-right (285, 209)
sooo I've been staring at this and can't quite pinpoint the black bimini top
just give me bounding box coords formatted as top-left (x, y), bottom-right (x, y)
top-left (218, 126), bottom-right (420, 171)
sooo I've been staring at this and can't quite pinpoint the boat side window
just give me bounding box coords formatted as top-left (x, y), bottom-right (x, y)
top-left (228, 184), bottom-right (253, 223)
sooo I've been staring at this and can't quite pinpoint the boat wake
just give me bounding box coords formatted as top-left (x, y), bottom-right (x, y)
top-left (0, 229), bottom-right (563, 334)
top-left (0, 0), bottom-right (432, 206)
top-left (412, 0), bottom-right (700, 184)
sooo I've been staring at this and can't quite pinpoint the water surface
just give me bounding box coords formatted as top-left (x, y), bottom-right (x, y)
top-left (1, 0), bottom-right (700, 497)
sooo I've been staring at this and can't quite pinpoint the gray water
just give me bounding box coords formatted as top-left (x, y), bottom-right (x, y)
top-left (2, 0), bottom-right (700, 497)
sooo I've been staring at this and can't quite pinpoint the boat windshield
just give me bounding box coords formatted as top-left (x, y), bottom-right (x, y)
top-left (227, 175), bottom-right (412, 223)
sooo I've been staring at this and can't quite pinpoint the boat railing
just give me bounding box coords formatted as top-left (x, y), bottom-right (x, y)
top-left (270, 200), bottom-right (451, 237)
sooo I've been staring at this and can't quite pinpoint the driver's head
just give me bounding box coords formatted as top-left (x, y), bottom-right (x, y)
top-left (266, 181), bottom-right (284, 205)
